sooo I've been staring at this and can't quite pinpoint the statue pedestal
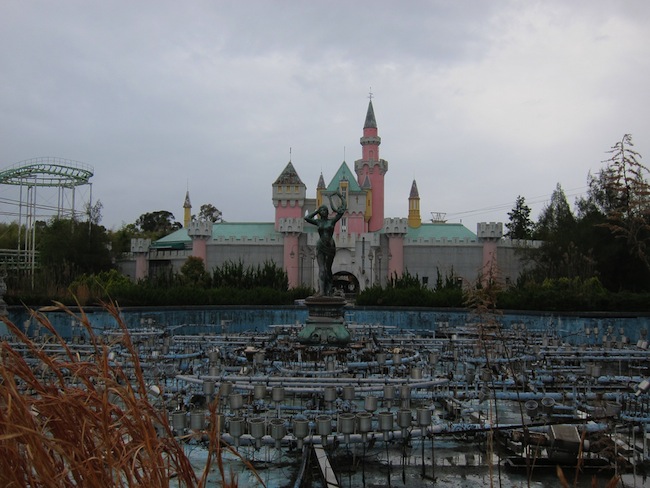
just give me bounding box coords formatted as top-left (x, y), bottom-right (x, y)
top-left (297, 296), bottom-right (351, 346)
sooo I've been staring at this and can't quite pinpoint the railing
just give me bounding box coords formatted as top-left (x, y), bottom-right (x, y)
top-left (0, 249), bottom-right (40, 270)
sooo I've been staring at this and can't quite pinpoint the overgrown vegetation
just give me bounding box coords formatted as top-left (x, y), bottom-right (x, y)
top-left (0, 302), bottom-right (258, 487)
top-left (5, 259), bottom-right (311, 307)
top-left (519, 134), bottom-right (650, 292)
top-left (356, 269), bottom-right (464, 307)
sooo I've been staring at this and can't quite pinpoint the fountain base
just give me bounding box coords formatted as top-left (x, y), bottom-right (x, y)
top-left (297, 295), bottom-right (351, 345)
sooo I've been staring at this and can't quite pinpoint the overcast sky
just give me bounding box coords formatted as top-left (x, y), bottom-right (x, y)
top-left (1, 0), bottom-right (649, 233)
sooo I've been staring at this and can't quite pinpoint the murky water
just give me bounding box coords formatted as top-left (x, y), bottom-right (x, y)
top-left (186, 438), bottom-right (648, 487)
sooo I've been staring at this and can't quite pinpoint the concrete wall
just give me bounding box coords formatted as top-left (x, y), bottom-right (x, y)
top-left (404, 245), bottom-right (483, 285)
top-left (205, 243), bottom-right (284, 272)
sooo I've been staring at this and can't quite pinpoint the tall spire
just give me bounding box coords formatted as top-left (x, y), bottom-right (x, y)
top-left (408, 180), bottom-right (421, 228)
top-left (364, 99), bottom-right (377, 129)
top-left (355, 95), bottom-right (387, 232)
top-left (183, 190), bottom-right (192, 228)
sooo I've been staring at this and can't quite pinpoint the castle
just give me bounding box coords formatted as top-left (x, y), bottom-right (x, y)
top-left (126, 100), bottom-right (532, 293)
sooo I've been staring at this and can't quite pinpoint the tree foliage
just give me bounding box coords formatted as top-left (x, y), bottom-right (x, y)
top-left (197, 204), bottom-right (223, 223)
top-left (38, 218), bottom-right (113, 285)
top-left (505, 195), bottom-right (533, 239)
top-left (134, 211), bottom-right (181, 239)
top-left (180, 256), bottom-right (210, 287)
top-left (211, 259), bottom-right (288, 290)
top-left (519, 135), bottom-right (650, 292)
top-left (0, 222), bottom-right (20, 249)
top-left (598, 134), bottom-right (650, 272)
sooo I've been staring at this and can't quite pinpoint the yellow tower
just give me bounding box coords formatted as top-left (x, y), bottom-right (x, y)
top-left (407, 180), bottom-right (421, 228)
top-left (183, 190), bottom-right (192, 228)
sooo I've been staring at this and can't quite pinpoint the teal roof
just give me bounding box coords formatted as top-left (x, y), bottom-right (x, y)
top-left (326, 161), bottom-right (362, 192)
top-left (152, 222), bottom-right (476, 247)
top-left (152, 222), bottom-right (282, 247)
top-left (406, 223), bottom-right (477, 240)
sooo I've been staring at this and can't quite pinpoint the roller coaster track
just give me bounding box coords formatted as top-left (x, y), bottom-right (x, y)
top-left (0, 157), bottom-right (93, 187)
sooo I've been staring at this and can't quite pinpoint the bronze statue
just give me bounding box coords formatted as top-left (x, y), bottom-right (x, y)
top-left (304, 192), bottom-right (347, 296)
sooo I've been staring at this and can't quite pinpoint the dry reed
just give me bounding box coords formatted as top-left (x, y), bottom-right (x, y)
top-left (0, 301), bottom-right (259, 487)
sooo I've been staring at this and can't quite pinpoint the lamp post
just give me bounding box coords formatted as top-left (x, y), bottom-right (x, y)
top-left (299, 248), bottom-right (305, 286)
top-left (310, 249), bottom-right (316, 290)
top-left (368, 250), bottom-right (374, 287)
top-left (375, 249), bottom-right (382, 286)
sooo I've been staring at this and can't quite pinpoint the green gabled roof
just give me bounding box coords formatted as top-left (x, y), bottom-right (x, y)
top-left (152, 228), bottom-right (190, 248)
top-left (152, 222), bottom-right (282, 248)
top-left (406, 222), bottom-right (477, 241)
top-left (326, 161), bottom-right (362, 192)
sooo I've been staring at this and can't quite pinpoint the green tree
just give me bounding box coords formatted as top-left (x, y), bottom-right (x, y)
top-left (505, 195), bottom-right (533, 239)
top-left (180, 256), bottom-right (210, 287)
top-left (198, 204), bottom-right (222, 223)
top-left (599, 134), bottom-right (650, 272)
top-left (38, 218), bottom-right (113, 285)
top-left (84, 200), bottom-right (103, 225)
top-left (534, 183), bottom-right (575, 240)
top-left (526, 183), bottom-right (596, 281)
top-left (134, 211), bottom-right (181, 239)
top-left (109, 224), bottom-right (138, 256)
top-left (0, 222), bottom-right (20, 249)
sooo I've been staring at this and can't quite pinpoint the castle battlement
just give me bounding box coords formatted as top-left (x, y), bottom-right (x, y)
top-left (210, 235), bottom-right (280, 244)
top-left (405, 237), bottom-right (479, 246)
top-left (130, 238), bottom-right (151, 253)
top-left (278, 218), bottom-right (304, 234)
top-left (383, 218), bottom-right (408, 235)
top-left (476, 222), bottom-right (503, 240)
top-left (306, 232), bottom-right (380, 249)
top-left (187, 220), bottom-right (213, 239)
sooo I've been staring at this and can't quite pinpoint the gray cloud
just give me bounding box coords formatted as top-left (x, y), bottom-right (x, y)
top-left (1, 0), bottom-right (649, 231)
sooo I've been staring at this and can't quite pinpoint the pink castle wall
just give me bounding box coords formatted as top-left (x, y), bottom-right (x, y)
top-left (387, 236), bottom-right (404, 280)
top-left (274, 203), bottom-right (303, 231)
top-left (283, 234), bottom-right (300, 288)
top-left (192, 238), bottom-right (208, 263)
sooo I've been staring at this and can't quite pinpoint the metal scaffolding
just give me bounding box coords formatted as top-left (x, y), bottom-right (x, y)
top-left (0, 157), bottom-right (94, 283)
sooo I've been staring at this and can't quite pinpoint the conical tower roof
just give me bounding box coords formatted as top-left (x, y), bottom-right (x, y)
top-left (273, 161), bottom-right (304, 185)
top-left (409, 180), bottom-right (420, 198)
top-left (364, 100), bottom-right (377, 129)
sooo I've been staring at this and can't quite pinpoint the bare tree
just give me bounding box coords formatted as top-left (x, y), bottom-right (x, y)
top-left (600, 134), bottom-right (650, 271)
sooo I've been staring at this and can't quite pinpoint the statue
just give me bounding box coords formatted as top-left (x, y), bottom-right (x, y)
top-left (304, 192), bottom-right (347, 296)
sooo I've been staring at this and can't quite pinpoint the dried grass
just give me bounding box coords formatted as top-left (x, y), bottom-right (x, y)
top-left (0, 301), bottom-right (258, 487)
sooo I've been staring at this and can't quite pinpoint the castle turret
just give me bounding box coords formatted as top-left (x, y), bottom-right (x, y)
top-left (273, 161), bottom-right (307, 288)
top-left (355, 99), bottom-right (388, 232)
top-left (407, 180), bottom-right (421, 228)
top-left (272, 161), bottom-right (306, 231)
